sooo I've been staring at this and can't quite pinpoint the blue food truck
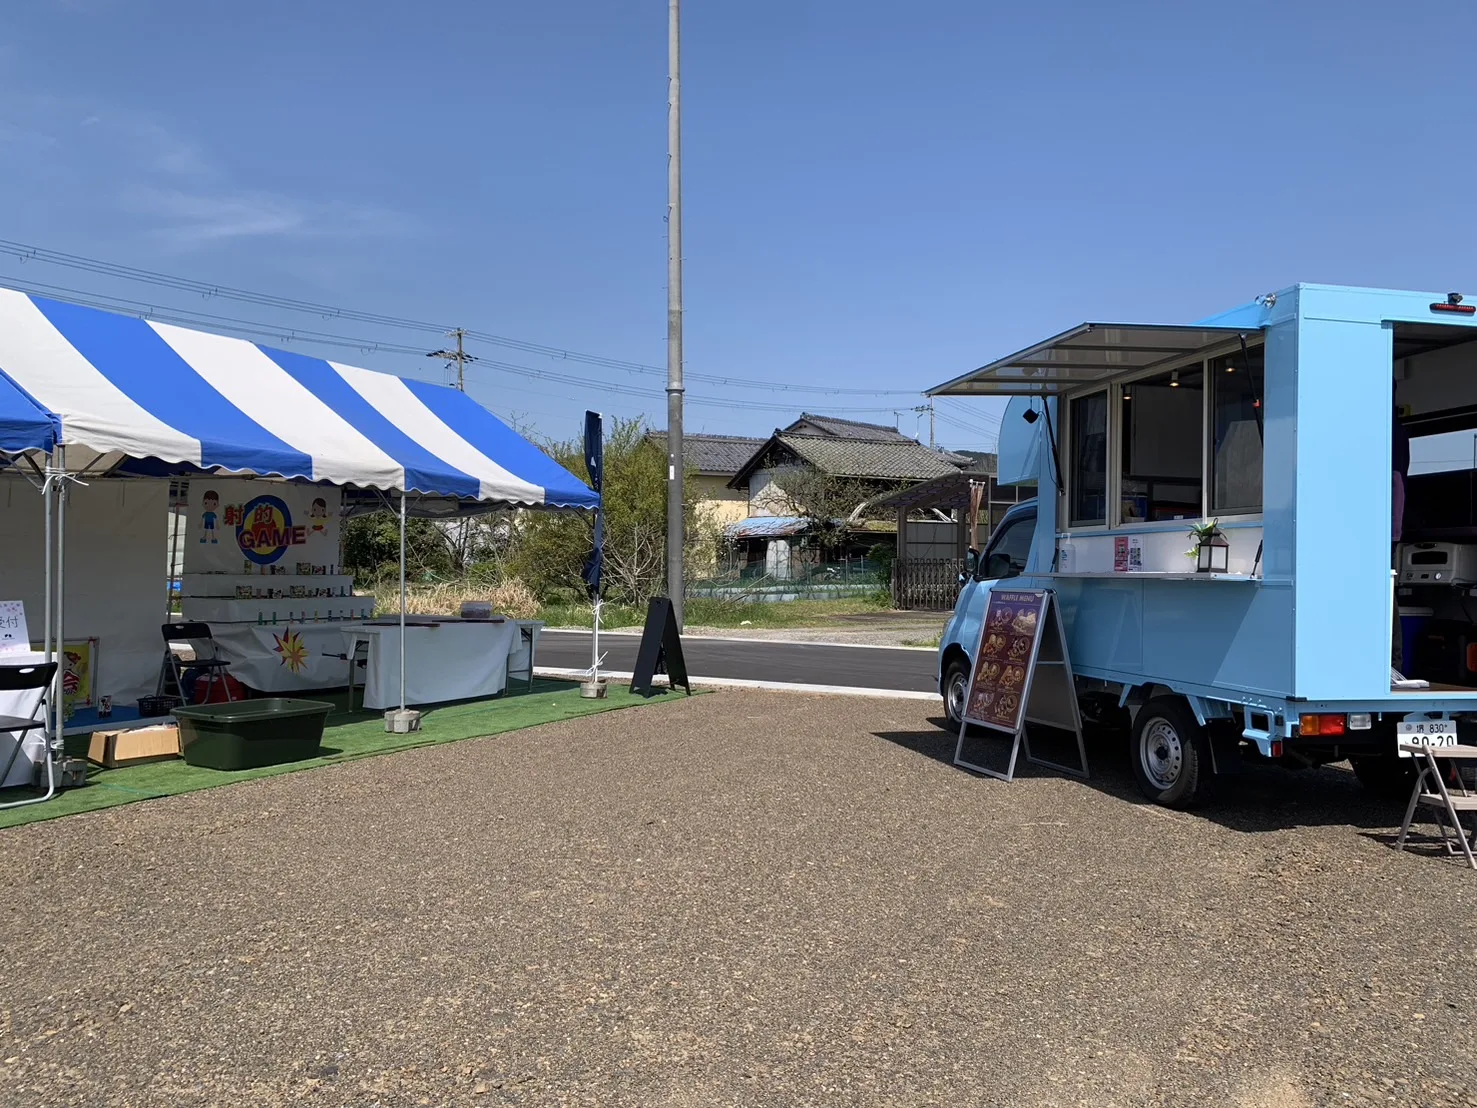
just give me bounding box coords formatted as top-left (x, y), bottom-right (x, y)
top-left (932, 283), bottom-right (1477, 807)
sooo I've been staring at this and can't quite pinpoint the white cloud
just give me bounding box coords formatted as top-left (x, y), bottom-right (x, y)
top-left (0, 85), bottom-right (413, 252)
top-left (124, 186), bottom-right (410, 250)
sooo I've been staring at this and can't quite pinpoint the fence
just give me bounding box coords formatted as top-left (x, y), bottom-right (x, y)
top-left (688, 555), bottom-right (888, 604)
top-left (892, 558), bottom-right (964, 611)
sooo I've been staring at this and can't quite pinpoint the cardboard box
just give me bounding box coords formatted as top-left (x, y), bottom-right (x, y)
top-left (87, 724), bottom-right (181, 769)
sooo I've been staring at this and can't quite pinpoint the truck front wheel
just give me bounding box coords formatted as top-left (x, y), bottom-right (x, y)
top-left (1131, 697), bottom-right (1211, 808)
top-left (942, 658), bottom-right (970, 729)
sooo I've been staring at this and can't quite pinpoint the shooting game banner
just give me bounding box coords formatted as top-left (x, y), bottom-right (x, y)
top-left (183, 480), bottom-right (341, 576)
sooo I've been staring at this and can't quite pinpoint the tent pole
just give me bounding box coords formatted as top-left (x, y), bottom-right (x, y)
top-left (1, 452), bottom-right (57, 812)
top-left (165, 482), bottom-right (183, 619)
top-left (42, 452), bottom-right (53, 670)
top-left (591, 594), bottom-right (601, 681)
top-left (53, 444), bottom-right (66, 764)
top-left (399, 491), bottom-right (407, 713)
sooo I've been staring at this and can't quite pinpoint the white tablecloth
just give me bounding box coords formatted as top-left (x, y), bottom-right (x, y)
top-left (0, 651), bottom-right (49, 788)
top-left (207, 622), bottom-right (366, 692)
top-left (343, 620), bottom-right (519, 710)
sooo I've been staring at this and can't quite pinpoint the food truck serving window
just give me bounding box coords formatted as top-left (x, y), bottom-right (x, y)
top-left (1062, 338), bottom-right (1265, 530)
top-left (1069, 392), bottom-right (1108, 525)
top-left (1210, 345), bottom-right (1264, 514)
top-left (1121, 366), bottom-right (1203, 522)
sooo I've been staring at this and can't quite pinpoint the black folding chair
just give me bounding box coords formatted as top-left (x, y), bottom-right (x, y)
top-left (160, 623), bottom-right (235, 704)
top-left (0, 661), bottom-right (59, 798)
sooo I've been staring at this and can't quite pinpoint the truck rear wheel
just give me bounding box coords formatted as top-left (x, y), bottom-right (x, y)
top-left (1131, 697), bottom-right (1211, 808)
top-left (1350, 754), bottom-right (1417, 800)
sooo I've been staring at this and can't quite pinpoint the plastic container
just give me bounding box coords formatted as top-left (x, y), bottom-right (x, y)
top-left (173, 698), bottom-right (333, 770)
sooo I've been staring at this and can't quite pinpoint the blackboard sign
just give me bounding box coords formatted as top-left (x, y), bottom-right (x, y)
top-left (630, 596), bottom-right (690, 697)
top-left (956, 587), bottom-right (1087, 782)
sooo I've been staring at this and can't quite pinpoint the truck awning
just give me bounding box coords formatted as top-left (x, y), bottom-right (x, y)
top-left (927, 323), bottom-right (1254, 397)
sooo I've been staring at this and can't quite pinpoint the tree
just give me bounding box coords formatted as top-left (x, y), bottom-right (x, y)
top-left (512, 418), bottom-right (710, 607)
top-left (768, 467), bottom-right (893, 552)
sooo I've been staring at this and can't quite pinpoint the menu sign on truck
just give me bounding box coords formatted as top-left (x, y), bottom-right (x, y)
top-left (956, 587), bottom-right (1089, 783)
top-left (965, 589), bottom-right (1047, 733)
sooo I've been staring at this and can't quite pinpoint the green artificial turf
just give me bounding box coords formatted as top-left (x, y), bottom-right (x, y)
top-left (0, 679), bottom-right (684, 831)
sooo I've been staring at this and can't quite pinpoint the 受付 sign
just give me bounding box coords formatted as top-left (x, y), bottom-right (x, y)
top-left (0, 600), bottom-right (29, 656)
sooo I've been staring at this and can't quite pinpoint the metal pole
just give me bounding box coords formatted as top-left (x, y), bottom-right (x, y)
top-left (590, 592), bottom-right (601, 679)
top-left (165, 483), bottom-right (182, 619)
top-left (929, 400), bottom-right (936, 449)
top-left (50, 445), bottom-right (65, 777)
top-left (42, 454), bottom-right (53, 670)
top-left (455, 328), bottom-right (466, 393)
top-left (399, 491), bottom-right (407, 713)
top-left (665, 0), bottom-right (685, 628)
top-left (0, 455), bottom-right (58, 812)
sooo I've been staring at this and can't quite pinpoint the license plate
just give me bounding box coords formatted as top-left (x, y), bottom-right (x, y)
top-left (1397, 720), bottom-right (1458, 756)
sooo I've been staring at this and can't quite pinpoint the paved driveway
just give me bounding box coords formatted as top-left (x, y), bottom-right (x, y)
top-left (2, 690), bottom-right (1474, 1106)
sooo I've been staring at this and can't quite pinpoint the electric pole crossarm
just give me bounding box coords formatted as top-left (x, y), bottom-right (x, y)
top-left (427, 327), bottom-right (474, 391)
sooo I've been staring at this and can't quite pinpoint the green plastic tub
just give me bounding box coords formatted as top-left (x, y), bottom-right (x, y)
top-left (174, 698), bottom-right (334, 771)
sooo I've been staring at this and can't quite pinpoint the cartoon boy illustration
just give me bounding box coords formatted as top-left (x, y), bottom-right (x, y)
top-left (200, 490), bottom-right (219, 544)
top-left (309, 497), bottom-right (328, 534)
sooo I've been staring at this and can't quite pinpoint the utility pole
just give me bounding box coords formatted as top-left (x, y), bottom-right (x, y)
top-left (665, 0), bottom-right (685, 628)
top-left (910, 403), bottom-right (935, 448)
top-left (427, 328), bottom-right (474, 391)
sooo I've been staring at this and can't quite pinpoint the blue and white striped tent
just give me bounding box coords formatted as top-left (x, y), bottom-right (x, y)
top-left (0, 288), bottom-right (597, 510)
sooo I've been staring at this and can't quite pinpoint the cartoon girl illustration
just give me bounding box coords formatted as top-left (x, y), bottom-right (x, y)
top-left (309, 497), bottom-right (328, 534)
top-left (200, 490), bottom-right (219, 544)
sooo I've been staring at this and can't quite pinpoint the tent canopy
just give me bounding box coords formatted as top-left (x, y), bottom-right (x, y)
top-left (0, 289), bottom-right (597, 510)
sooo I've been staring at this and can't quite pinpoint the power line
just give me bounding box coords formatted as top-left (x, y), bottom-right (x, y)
top-left (936, 396), bottom-right (1002, 427)
top-left (0, 276), bottom-right (904, 415)
top-left (0, 237), bottom-right (923, 397)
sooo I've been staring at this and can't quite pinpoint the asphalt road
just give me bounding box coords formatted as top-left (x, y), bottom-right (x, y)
top-left (537, 629), bottom-right (940, 693)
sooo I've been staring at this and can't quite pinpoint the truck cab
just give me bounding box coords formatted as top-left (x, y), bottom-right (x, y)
top-left (940, 499), bottom-right (1036, 725)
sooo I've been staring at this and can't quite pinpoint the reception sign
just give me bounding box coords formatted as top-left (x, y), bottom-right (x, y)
top-left (0, 601), bottom-right (29, 656)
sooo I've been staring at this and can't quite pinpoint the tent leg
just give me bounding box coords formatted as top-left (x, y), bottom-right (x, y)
top-left (3, 451), bottom-right (59, 811)
top-left (399, 492), bottom-right (406, 713)
top-left (383, 492), bottom-right (421, 733)
top-left (591, 597), bottom-right (601, 679)
top-left (50, 445), bottom-right (66, 778)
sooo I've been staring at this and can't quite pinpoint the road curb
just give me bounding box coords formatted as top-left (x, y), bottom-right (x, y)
top-left (533, 667), bottom-right (938, 701)
top-left (538, 629), bottom-right (938, 652)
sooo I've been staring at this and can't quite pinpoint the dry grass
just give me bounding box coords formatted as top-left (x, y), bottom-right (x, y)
top-left (375, 577), bottom-right (541, 619)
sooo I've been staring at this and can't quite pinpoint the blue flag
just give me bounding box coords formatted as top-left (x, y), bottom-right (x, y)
top-left (581, 411), bottom-right (603, 596)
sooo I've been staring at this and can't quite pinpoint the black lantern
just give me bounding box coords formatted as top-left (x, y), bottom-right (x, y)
top-left (1196, 528), bottom-right (1230, 574)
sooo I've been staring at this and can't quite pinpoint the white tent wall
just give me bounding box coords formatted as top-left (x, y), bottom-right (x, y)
top-left (0, 476), bottom-right (168, 704)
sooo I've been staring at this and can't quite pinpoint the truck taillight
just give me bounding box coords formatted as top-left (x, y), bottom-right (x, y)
top-left (1298, 713), bottom-right (1346, 736)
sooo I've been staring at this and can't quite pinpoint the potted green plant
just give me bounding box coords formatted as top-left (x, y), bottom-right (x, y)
top-left (1185, 520), bottom-right (1229, 574)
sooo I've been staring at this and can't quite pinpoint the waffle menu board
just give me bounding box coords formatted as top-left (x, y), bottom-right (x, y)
top-left (965, 589), bottom-right (1048, 733)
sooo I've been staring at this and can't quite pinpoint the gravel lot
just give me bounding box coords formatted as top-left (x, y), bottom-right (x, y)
top-left (2, 690), bottom-right (1475, 1107)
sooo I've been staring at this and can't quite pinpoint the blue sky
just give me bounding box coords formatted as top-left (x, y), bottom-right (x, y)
top-left (1, 1), bottom-right (1474, 453)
